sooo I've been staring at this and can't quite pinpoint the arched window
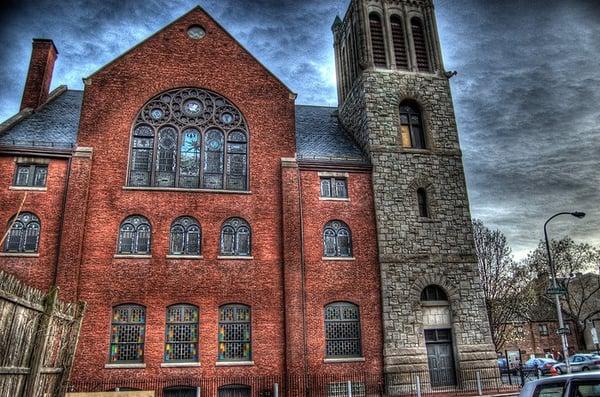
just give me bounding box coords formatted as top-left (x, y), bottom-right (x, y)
top-left (417, 188), bottom-right (429, 218)
top-left (411, 17), bottom-right (431, 72)
top-left (369, 13), bottom-right (387, 67)
top-left (220, 218), bottom-right (251, 256)
top-left (421, 285), bottom-right (448, 302)
top-left (218, 304), bottom-right (251, 362)
top-left (109, 304), bottom-right (145, 363)
top-left (128, 88), bottom-right (249, 191)
top-left (323, 220), bottom-right (352, 258)
top-left (399, 101), bottom-right (426, 149)
top-left (170, 217), bottom-right (201, 256)
top-left (218, 385), bottom-right (251, 397)
top-left (390, 15), bottom-right (408, 70)
top-left (118, 216), bottom-right (151, 255)
top-left (3, 212), bottom-right (40, 253)
top-left (165, 304), bottom-right (199, 363)
top-left (324, 302), bottom-right (361, 358)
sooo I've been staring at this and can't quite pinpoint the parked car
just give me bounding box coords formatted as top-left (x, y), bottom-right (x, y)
top-left (519, 372), bottom-right (600, 397)
top-left (553, 354), bottom-right (600, 374)
top-left (523, 357), bottom-right (559, 375)
top-left (498, 357), bottom-right (518, 375)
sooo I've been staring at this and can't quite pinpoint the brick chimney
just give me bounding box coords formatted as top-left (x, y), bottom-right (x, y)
top-left (20, 38), bottom-right (58, 111)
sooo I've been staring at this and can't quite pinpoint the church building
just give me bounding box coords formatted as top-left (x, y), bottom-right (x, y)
top-left (0, 0), bottom-right (497, 395)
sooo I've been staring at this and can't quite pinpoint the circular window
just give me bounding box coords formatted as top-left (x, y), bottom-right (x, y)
top-left (150, 108), bottom-right (163, 120)
top-left (187, 25), bottom-right (206, 40)
top-left (183, 98), bottom-right (204, 116)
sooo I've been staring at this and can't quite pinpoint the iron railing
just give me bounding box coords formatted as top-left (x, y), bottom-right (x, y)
top-left (67, 366), bottom-right (522, 396)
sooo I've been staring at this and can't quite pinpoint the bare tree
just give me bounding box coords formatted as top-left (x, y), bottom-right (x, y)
top-left (472, 219), bottom-right (531, 351)
top-left (525, 238), bottom-right (600, 349)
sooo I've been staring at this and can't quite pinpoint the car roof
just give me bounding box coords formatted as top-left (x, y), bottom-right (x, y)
top-left (530, 372), bottom-right (600, 385)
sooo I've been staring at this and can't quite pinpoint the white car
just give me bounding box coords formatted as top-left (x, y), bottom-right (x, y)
top-left (553, 354), bottom-right (600, 374)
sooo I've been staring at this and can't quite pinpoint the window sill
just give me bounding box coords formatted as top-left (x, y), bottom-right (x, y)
top-left (319, 197), bottom-right (350, 202)
top-left (9, 186), bottom-right (47, 192)
top-left (166, 255), bottom-right (203, 260)
top-left (417, 217), bottom-right (435, 223)
top-left (324, 357), bottom-right (365, 363)
top-left (113, 254), bottom-right (152, 259)
top-left (400, 148), bottom-right (432, 154)
top-left (322, 257), bottom-right (355, 261)
top-left (123, 186), bottom-right (252, 195)
top-left (0, 252), bottom-right (39, 258)
top-left (216, 256), bottom-right (254, 260)
top-left (160, 362), bottom-right (201, 368)
top-left (105, 363), bottom-right (146, 369)
top-left (215, 361), bottom-right (254, 367)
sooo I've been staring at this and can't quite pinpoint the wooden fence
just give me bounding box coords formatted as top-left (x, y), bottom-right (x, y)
top-left (0, 271), bottom-right (86, 397)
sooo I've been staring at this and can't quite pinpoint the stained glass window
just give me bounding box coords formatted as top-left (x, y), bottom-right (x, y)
top-left (325, 302), bottom-right (361, 358)
top-left (13, 165), bottom-right (47, 187)
top-left (323, 221), bottom-right (352, 257)
top-left (3, 212), bottom-right (40, 253)
top-left (128, 88), bottom-right (249, 190)
top-left (399, 101), bottom-right (426, 149)
top-left (165, 304), bottom-right (199, 363)
top-left (169, 217), bottom-right (201, 256)
top-left (220, 218), bottom-right (251, 256)
top-left (218, 304), bottom-right (251, 361)
top-left (109, 304), bottom-right (145, 363)
top-left (118, 216), bottom-right (151, 255)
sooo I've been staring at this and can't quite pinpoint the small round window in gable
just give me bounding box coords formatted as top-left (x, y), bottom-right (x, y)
top-left (187, 25), bottom-right (206, 40)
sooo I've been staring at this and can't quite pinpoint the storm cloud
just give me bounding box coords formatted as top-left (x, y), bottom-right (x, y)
top-left (0, 0), bottom-right (598, 259)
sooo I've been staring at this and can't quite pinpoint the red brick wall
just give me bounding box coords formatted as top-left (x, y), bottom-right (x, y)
top-left (502, 320), bottom-right (580, 358)
top-left (69, 7), bottom-right (296, 381)
top-left (0, 155), bottom-right (69, 291)
top-left (299, 168), bottom-right (383, 374)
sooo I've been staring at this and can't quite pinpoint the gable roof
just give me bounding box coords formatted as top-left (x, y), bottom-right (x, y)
top-left (295, 105), bottom-right (368, 164)
top-left (86, 6), bottom-right (294, 95)
top-left (0, 89), bottom-right (82, 150)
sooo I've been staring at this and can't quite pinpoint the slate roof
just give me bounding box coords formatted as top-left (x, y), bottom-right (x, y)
top-left (0, 89), bottom-right (83, 149)
top-left (295, 105), bottom-right (368, 164)
top-left (0, 93), bottom-right (368, 164)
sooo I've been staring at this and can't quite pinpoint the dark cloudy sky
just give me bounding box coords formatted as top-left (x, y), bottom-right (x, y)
top-left (0, 0), bottom-right (598, 259)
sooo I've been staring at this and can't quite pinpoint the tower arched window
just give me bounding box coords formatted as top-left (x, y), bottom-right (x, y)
top-left (3, 212), bottom-right (40, 253)
top-left (118, 216), bottom-right (151, 255)
top-left (421, 285), bottom-right (448, 302)
top-left (170, 217), bottom-right (201, 256)
top-left (109, 304), bottom-right (145, 363)
top-left (324, 302), bottom-right (362, 358)
top-left (218, 304), bottom-right (251, 361)
top-left (417, 188), bottom-right (429, 218)
top-left (128, 88), bottom-right (249, 191)
top-left (220, 218), bottom-right (251, 256)
top-left (165, 304), bottom-right (199, 363)
top-left (399, 101), bottom-right (426, 149)
top-left (323, 220), bottom-right (352, 258)
top-left (390, 15), bottom-right (408, 70)
top-left (411, 17), bottom-right (431, 72)
top-left (369, 13), bottom-right (387, 67)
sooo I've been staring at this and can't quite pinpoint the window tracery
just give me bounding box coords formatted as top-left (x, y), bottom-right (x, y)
top-left (3, 212), bottom-right (40, 253)
top-left (118, 216), bottom-right (151, 255)
top-left (220, 217), bottom-right (251, 256)
top-left (170, 217), bottom-right (201, 256)
top-left (323, 220), bottom-right (352, 258)
top-left (325, 302), bottom-right (361, 358)
top-left (129, 88), bottom-right (248, 191)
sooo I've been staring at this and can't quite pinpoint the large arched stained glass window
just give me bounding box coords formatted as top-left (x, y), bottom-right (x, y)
top-left (3, 212), bottom-right (40, 253)
top-left (220, 218), bottom-right (251, 256)
top-left (118, 216), bottom-right (151, 255)
top-left (128, 88), bottom-right (249, 191)
top-left (170, 217), bottom-right (201, 256)
top-left (323, 220), bottom-right (352, 258)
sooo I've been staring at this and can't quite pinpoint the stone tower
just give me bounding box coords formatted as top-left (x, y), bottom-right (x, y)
top-left (333, 0), bottom-right (497, 382)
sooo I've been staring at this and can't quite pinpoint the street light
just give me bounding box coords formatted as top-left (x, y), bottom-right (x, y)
top-left (543, 211), bottom-right (586, 374)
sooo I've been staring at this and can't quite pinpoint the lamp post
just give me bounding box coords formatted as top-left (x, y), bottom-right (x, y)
top-left (543, 211), bottom-right (585, 374)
